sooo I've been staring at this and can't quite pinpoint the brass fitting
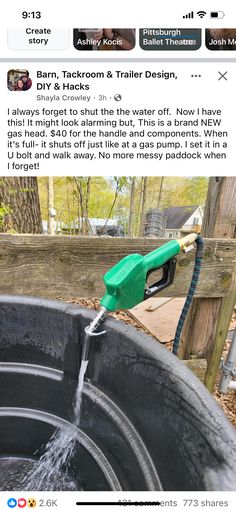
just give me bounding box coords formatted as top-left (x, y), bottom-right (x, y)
top-left (177, 233), bottom-right (198, 252)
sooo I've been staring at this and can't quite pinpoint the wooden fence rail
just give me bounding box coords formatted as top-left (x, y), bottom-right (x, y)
top-left (0, 235), bottom-right (235, 299)
top-left (0, 234), bottom-right (235, 391)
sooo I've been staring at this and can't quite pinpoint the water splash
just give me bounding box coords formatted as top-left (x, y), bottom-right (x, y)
top-left (25, 426), bottom-right (78, 490)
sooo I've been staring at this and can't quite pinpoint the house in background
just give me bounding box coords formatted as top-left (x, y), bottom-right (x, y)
top-left (163, 205), bottom-right (204, 239)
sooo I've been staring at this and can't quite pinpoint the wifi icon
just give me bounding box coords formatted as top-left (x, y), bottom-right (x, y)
top-left (197, 10), bottom-right (207, 18)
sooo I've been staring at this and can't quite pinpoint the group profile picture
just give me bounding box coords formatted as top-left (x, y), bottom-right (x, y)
top-left (7, 69), bottom-right (32, 91)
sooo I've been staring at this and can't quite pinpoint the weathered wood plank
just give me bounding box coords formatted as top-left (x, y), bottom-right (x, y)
top-left (205, 272), bottom-right (236, 392)
top-left (181, 177), bottom-right (236, 392)
top-left (180, 297), bottom-right (222, 359)
top-left (0, 234), bottom-right (235, 299)
top-left (202, 177), bottom-right (236, 238)
top-left (183, 359), bottom-right (207, 384)
top-left (129, 298), bottom-right (185, 343)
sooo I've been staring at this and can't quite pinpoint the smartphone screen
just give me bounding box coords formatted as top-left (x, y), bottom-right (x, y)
top-left (0, 2), bottom-right (236, 509)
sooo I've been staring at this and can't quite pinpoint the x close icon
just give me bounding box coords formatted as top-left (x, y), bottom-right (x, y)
top-left (218, 71), bottom-right (228, 81)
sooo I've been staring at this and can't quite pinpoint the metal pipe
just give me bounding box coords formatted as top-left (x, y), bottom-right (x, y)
top-left (86, 306), bottom-right (107, 335)
top-left (219, 327), bottom-right (236, 394)
top-left (82, 307), bottom-right (107, 363)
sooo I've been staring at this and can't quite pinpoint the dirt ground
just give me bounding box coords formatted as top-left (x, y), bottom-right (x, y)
top-left (59, 297), bottom-right (236, 428)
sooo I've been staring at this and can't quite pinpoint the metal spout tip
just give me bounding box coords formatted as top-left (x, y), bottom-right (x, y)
top-left (85, 307), bottom-right (107, 337)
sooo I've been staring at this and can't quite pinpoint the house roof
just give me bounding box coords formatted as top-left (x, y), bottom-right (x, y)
top-left (69, 217), bottom-right (118, 228)
top-left (163, 205), bottom-right (199, 229)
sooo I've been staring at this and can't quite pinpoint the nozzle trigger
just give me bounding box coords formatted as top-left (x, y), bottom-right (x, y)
top-left (144, 257), bottom-right (177, 300)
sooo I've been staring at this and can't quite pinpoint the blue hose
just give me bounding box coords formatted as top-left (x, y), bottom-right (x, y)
top-left (172, 235), bottom-right (204, 355)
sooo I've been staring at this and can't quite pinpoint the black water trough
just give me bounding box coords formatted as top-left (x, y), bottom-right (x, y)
top-left (0, 295), bottom-right (236, 491)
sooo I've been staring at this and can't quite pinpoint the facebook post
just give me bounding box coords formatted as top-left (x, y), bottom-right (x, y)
top-left (0, 2), bottom-right (236, 509)
top-left (1, 63), bottom-right (235, 173)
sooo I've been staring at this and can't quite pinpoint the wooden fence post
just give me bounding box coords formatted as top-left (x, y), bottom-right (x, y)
top-left (180, 177), bottom-right (236, 392)
top-left (206, 273), bottom-right (236, 391)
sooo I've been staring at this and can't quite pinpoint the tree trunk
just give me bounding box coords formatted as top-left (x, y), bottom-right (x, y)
top-left (0, 177), bottom-right (43, 233)
top-left (84, 177), bottom-right (92, 234)
top-left (73, 177), bottom-right (92, 235)
top-left (128, 177), bottom-right (136, 237)
top-left (135, 178), bottom-right (143, 236)
top-left (157, 177), bottom-right (164, 207)
top-left (139, 177), bottom-right (148, 236)
top-left (47, 177), bottom-right (55, 235)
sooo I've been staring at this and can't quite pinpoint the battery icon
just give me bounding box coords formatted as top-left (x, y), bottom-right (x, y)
top-left (210, 11), bottom-right (225, 18)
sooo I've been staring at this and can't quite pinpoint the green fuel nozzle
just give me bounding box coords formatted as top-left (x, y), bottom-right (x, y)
top-left (85, 234), bottom-right (198, 336)
top-left (101, 233), bottom-right (198, 312)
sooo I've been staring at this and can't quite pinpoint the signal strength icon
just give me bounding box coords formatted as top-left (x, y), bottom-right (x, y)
top-left (197, 10), bottom-right (207, 18)
top-left (183, 11), bottom-right (194, 19)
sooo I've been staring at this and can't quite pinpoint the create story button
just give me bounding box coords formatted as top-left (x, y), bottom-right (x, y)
top-left (7, 28), bottom-right (70, 50)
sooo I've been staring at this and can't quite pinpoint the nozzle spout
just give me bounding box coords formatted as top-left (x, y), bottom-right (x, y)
top-left (82, 307), bottom-right (107, 362)
top-left (85, 306), bottom-right (107, 337)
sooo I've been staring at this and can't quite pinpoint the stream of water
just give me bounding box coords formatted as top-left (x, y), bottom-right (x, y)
top-left (24, 334), bottom-right (91, 490)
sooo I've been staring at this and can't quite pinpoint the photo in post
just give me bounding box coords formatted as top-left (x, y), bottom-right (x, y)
top-left (0, 176), bottom-right (235, 493)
